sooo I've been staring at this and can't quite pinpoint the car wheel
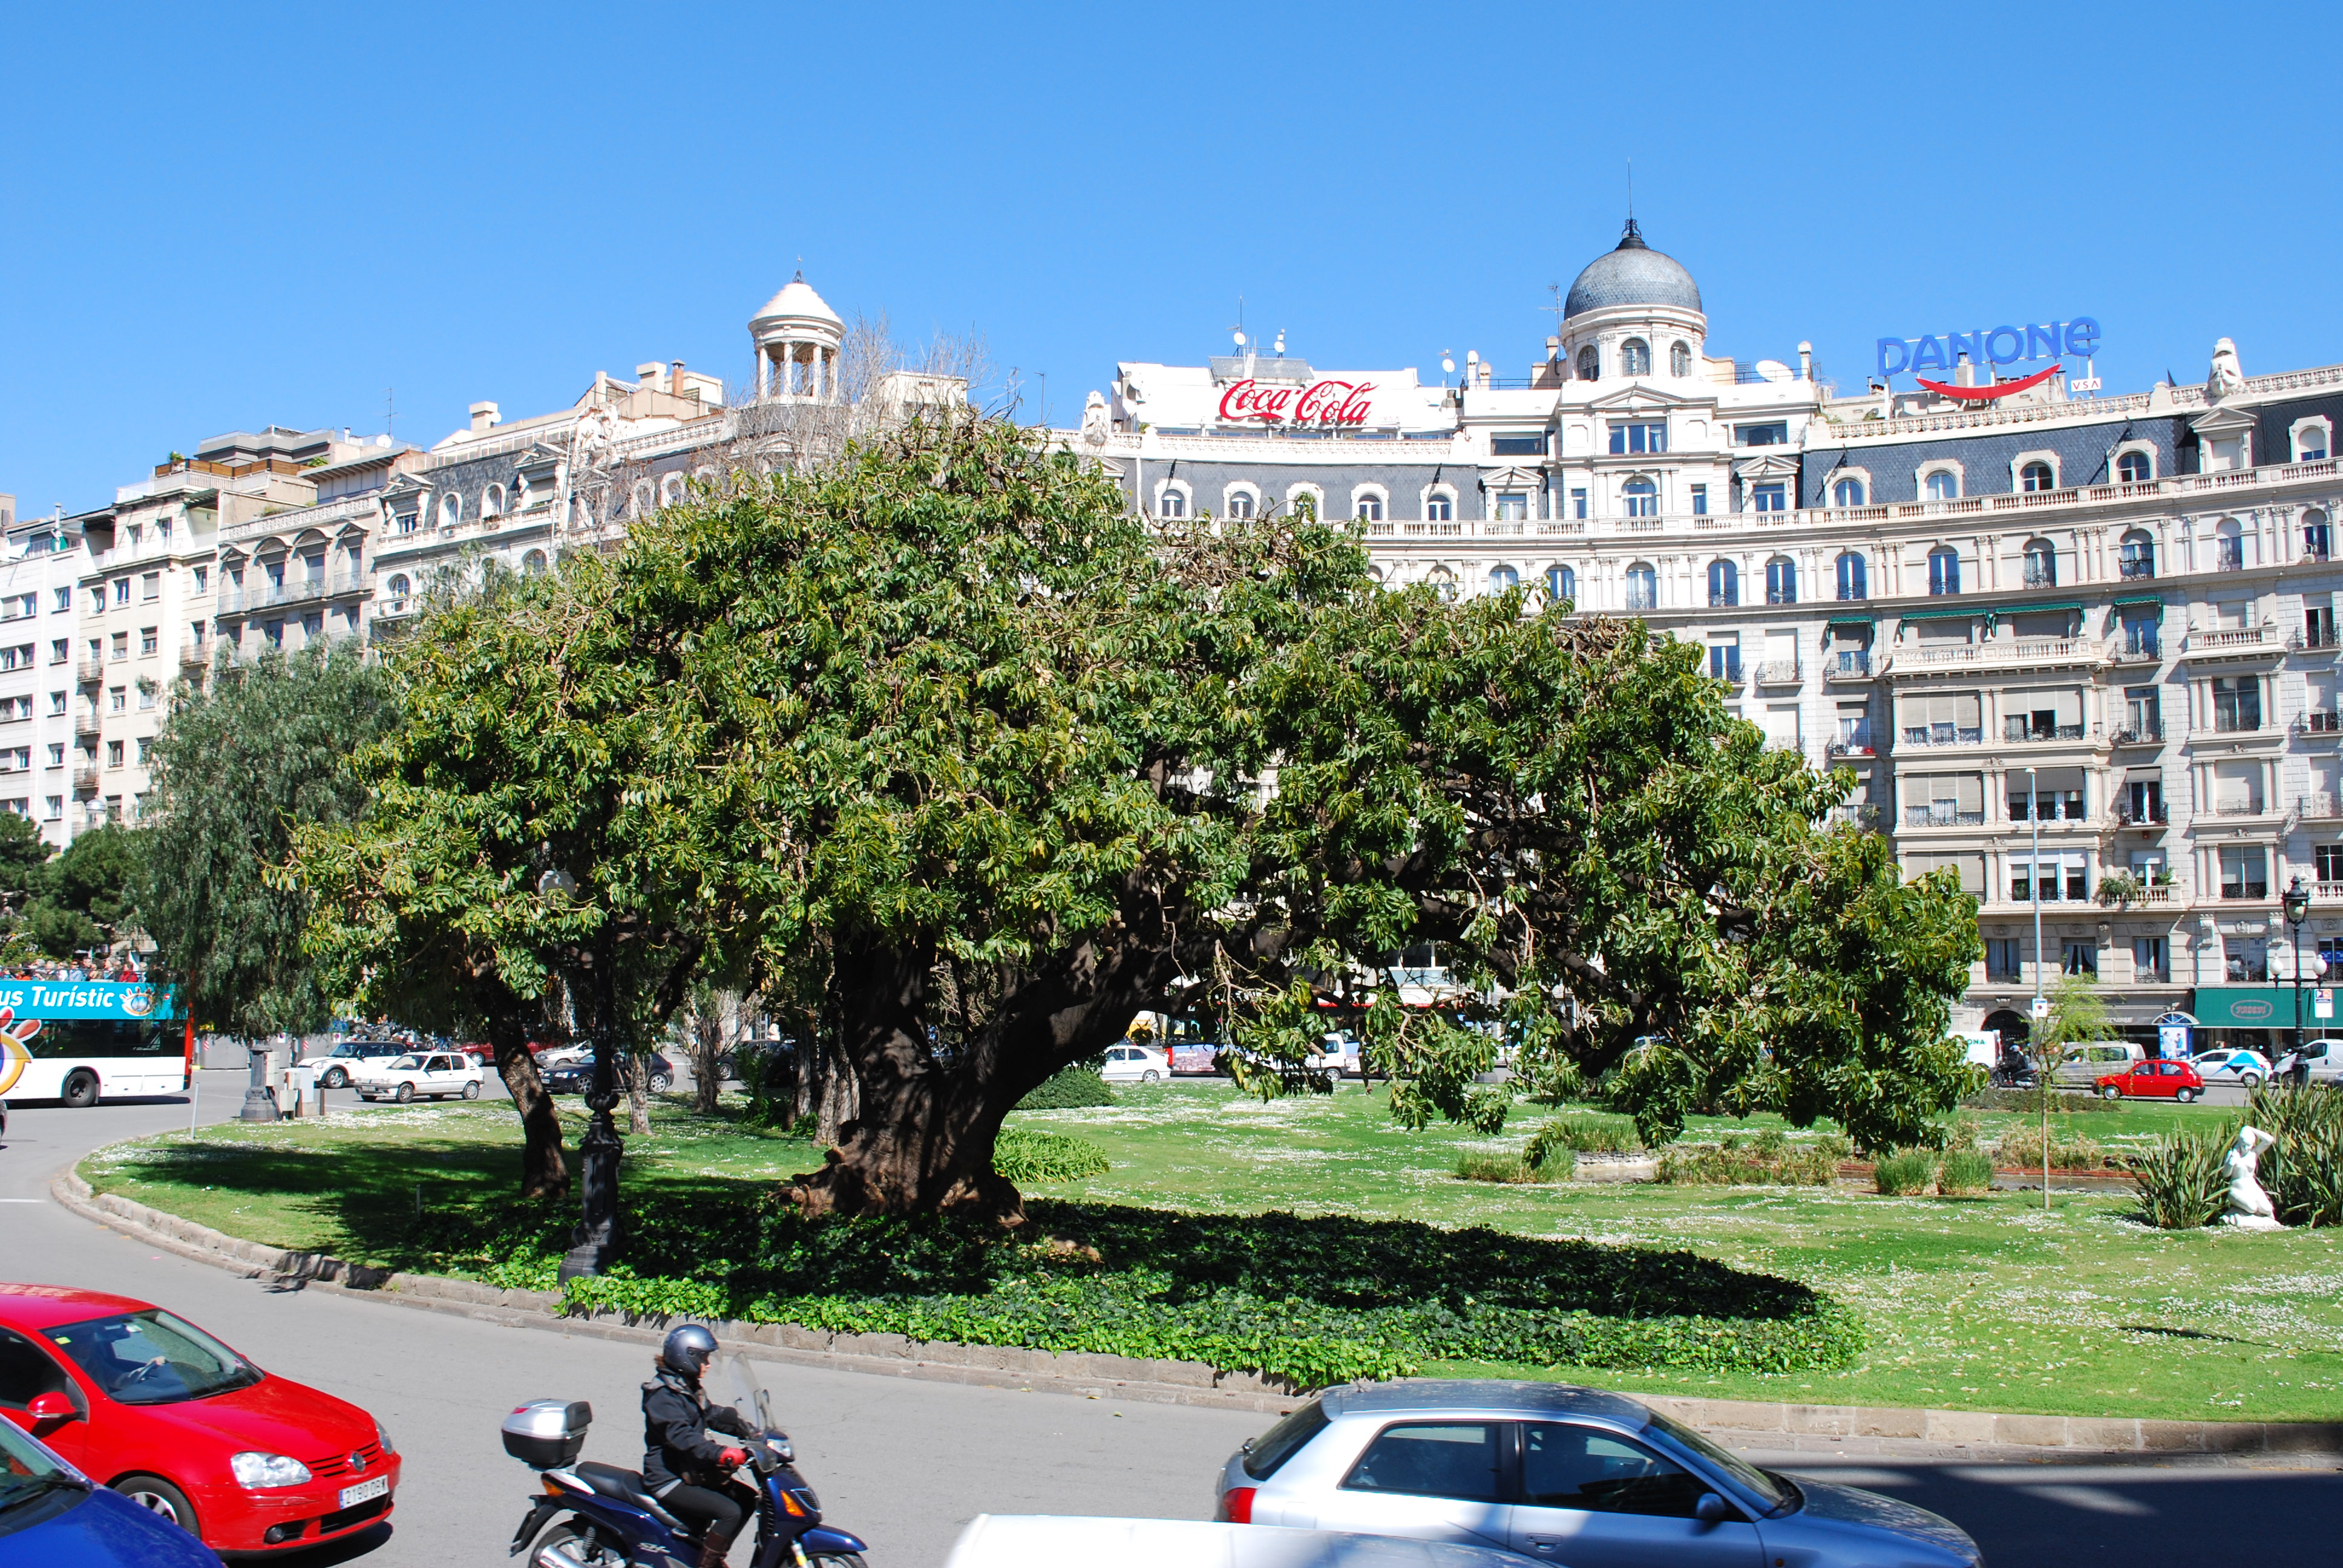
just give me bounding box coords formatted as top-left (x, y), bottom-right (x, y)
top-left (61, 1070), bottom-right (99, 1109)
top-left (2241, 1073), bottom-right (2263, 1089)
top-left (2177, 1087), bottom-right (2198, 1103)
top-left (2101, 1085), bottom-right (2122, 1100)
top-left (394, 1081), bottom-right (415, 1103)
top-left (323, 1067), bottom-right (349, 1089)
top-left (1141, 1069), bottom-right (1161, 1083)
top-left (113, 1474), bottom-right (198, 1536)
top-left (649, 1073), bottom-right (673, 1094)
top-left (462, 1080), bottom-right (481, 1099)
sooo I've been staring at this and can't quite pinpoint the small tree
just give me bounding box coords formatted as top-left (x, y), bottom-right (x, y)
top-left (2025, 972), bottom-right (2117, 1207)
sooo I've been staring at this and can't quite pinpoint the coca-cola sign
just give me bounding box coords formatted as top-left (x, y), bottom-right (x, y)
top-left (1216, 377), bottom-right (1377, 427)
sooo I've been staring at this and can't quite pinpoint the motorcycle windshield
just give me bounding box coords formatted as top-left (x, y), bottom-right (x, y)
top-left (715, 1351), bottom-right (775, 1434)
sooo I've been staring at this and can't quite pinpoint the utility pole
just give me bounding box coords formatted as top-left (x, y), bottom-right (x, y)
top-left (2030, 765), bottom-right (2048, 1211)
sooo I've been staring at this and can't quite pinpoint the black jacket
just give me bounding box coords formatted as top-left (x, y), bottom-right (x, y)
top-left (641, 1368), bottom-right (752, 1492)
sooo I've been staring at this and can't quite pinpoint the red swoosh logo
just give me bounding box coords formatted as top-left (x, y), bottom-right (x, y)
top-left (1915, 364), bottom-right (2063, 402)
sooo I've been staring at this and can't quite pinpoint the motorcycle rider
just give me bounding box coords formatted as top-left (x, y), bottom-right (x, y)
top-left (642, 1324), bottom-right (757, 1567)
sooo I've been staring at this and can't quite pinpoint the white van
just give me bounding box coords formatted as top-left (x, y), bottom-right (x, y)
top-left (2053, 1040), bottom-right (2145, 1088)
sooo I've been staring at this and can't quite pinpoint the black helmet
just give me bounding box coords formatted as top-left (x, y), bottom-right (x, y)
top-left (660, 1323), bottom-right (719, 1379)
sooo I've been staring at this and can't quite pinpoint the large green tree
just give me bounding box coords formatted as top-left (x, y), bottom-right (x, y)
top-left (141, 644), bottom-right (396, 1035)
top-left (24, 823), bottom-right (145, 960)
top-left (300, 413), bottom-right (1978, 1216)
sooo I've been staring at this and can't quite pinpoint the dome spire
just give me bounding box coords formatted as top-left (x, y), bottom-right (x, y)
top-left (1617, 215), bottom-right (1647, 251)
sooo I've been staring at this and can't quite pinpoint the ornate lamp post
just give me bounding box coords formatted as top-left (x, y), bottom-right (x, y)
top-left (2284, 874), bottom-right (2311, 1072)
top-left (541, 864), bottom-right (622, 1282)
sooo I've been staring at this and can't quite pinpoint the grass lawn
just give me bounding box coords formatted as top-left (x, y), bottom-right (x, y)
top-left (80, 1083), bottom-right (2343, 1422)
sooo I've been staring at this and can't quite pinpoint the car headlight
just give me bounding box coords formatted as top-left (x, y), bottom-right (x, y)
top-left (231, 1452), bottom-right (313, 1489)
top-left (375, 1419), bottom-right (395, 1455)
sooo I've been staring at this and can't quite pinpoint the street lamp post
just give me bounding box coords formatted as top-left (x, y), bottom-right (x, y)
top-left (2285, 875), bottom-right (2310, 1076)
top-left (2028, 765), bottom-right (2048, 1212)
top-left (538, 863), bottom-right (622, 1283)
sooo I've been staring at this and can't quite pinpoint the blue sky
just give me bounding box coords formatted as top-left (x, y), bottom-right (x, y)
top-left (4, 2), bottom-right (2336, 517)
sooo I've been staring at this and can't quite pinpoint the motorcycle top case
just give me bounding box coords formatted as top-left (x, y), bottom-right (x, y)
top-left (503, 1399), bottom-right (593, 1468)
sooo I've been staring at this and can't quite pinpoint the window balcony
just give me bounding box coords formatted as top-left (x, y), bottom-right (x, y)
top-left (2290, 629), bottom-right (2342, 653)
top-left (2002, 721), bottom-right (2087, 743)
top-left (70, 766), bottom-right (97, 792)
top-left (2221, 882), bottom-right (2272, 901)
top-left (2021, 563), bottom-right (2057, 589)
top-left (1624, 593), bottom-right (1658, 613)
top-left (1753, 660), bottom-right (1800, 685)
top-left (74, 658), bottom-right (103, 684)
top-left (2215, 542), bottom-right (2246, 572)
top-left (1826, 650), bottom-right (1873, 679)
top-left (1708, 660), bottom-right (1743, 685)
top-left (2297, 712), bottom-right (2343, 736)
top-left (70, 713), bottom-right (98, 740)
top-left (2206, 714), bottom-right (2264, 735)
top-left (2181, 626), bottom-right (2278, 657)
top-left (1899, 725), bottom-right (1984, 748)
top-left (2210, 799), bottom-right (2267, 817)
top-left (2318, 881), bottom-right (2343, 903)
top-left (1708, 592), bottom-right (1738, 608)
top-left (2301, 793), bottom-right (2343, 820)
top-left (1904, 806), bottom-right (1986, 828)
top-left (1826, 735), bottom-right (1875, 758)
top-left (179, 641), bottom-right (208, 668)
top-left (1827, 803), bottom-right (1883, 831)
top-left (2112, 801), bottom-right (2169, 826)
top-left (2118, 557), bottom-right (2157, 580)
top-left (2108, 636), bottom-right (2161, 663)
top-left (2109, 724), bottom-right (2164, 745)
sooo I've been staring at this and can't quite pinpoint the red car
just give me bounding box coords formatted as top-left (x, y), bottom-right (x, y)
top-left (0, 1284), bottom-right (400, 1554)
top-left (2096, 1059), bottom-right (2206, 1102)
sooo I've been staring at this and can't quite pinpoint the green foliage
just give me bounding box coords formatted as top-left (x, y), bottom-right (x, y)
top-left (1525, 1114), bottom-right (1639, 1160)
top-left (2038, 973), bottom-right (2117, 1059)
top-left (1015, 1066), bottom-right (1116, 1110)
top-left (2128, 1127), bottom-right (2233, 1229)
top-left (1873, 1149), bottom-right (1937, 1195)
top-left (2245, 1084), bottom-right (2343, 1226)
top-left (1961, 1086), bottom-right (2118, 1114)
top-left (1936, 1149), bottom-right (1993, 1195)
top-left (1656, 1129), bottom-right (1847, 1186)
top-left (1996, 1126), bottom-right (2115, 1171)
top-left (520, 1198), bottom-right (1863, 1387)
top-left (1453, 1150), bottom-right (1551, 1183)
top-left (143, 645), bottom-right (395, 1036)
top-left (991, 1128), bottom-right (1109, 1183)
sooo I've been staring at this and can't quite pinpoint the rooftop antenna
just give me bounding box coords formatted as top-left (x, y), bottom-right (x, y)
top-left (384, 387), bottom-right (395, 443)
top-left (1626, 156), bottom-right (1633, 221)
top-left (1545, 283), bottom-right (1566, 341)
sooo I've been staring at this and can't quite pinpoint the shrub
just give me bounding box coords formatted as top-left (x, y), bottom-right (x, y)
top-left (1454, 1151), bottom-right (1545, 1183)
top-left (1995, 1127), bottom-right (2117, 1171)
top-left (1656, 1129), bottom-right (1847, 1186)
top-left (1873, 1149), bottom-right (1937, 1195)
top-left (1015, 1066), bottom-right (1116, 1111)
top-left (2129, 1127), bottom-right (2233, 1229)
top-left (991, 1128), bottom-right (1109, 1183)
top-left (1959, 1086), bottom-right (2117, 1114)
top-left (1936, 1150), bottom-right (1994, 1196)
top-left (2244, 1084), bottom-right (2343, 1226)
top-left (1525, 1115), bottom-right (1639, 1161)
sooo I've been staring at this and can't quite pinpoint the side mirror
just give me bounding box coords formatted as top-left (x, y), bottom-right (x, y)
top-left (1693, 1492), bottom-right (1733, 1524)
top-left (26, 1391), bottom-right (78, 1428)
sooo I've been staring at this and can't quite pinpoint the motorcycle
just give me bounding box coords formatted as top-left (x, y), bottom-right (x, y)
top-left (503, 1353), bottom-right (870, 1568)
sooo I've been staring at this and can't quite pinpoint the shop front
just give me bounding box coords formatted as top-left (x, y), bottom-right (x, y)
top-left (2187, 985), bottom-right (2328, 1057)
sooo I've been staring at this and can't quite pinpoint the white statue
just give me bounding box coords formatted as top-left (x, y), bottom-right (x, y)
top-left (1081, 388), bottom-right (1110, 448)
top-left (2206, 337), bottom-right (2246, 400)
top-left (2221, 1125), bottom-right (2282, 1229)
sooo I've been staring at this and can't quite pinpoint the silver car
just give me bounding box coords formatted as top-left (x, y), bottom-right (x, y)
top-left (1214, 1380), bottom-right (1980, 1568)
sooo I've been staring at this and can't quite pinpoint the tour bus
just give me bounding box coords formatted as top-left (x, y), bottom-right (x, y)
top-left (0, 978), bottom-right (191, 1108)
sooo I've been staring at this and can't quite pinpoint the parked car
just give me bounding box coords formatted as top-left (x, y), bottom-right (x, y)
top-left (2191, 1048), bottom-right (2272, 1089)
top-left (2051, 1040), bottom-right (2143, 1088)
top-left (350, 1051), bottom-right (483, 1103)
top-left (1214, 1380), bottom-right (1979, 1568)
top-left (0, 1413), bottom-right (220, 1567)
top-left (2273, 1037), bottom-right (2343, 1086)
top-left (1099, 1044), bottom-right (1169, 1083)
top-left (294, 1039), bottom-right (410, 1090)
top-left (2096, 1059), bottom-right (2206, 1102)
top-left (0, 1284), bottom-right (399, 1556)
top-left (946, 1516), bottom-right (1524, 1568)
top-left (540, 1053), bottom-right (674, 1096)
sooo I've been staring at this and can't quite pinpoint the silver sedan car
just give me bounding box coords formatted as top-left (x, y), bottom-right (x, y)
top-left (1214, 1380), bottom-right (1980, 1568)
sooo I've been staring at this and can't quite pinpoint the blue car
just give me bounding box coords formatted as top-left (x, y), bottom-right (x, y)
top-left (0, 1414), bottom-right (217, 1567)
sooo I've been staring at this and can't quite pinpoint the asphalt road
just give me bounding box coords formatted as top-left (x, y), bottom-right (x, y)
top-left (4, 1075), bottom-right (2338, 1567)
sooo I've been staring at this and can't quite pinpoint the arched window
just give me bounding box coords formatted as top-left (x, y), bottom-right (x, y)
top-left (1670, 341), bottom-right (1692, 377)
top-left (1625, 563), bottom-right (1658, 612)
top-left (1832, 477), bottom-right (1866, 508)
top-left (1487, 565), bottom-right (1519, 594)
top-left (659, 472), bottom-right (687, 509)
top-left (1425, 566), bottom-right (1457, 602)
top-left (1708, 559), bottom-right (1739, 607)
top-left (438, 492), bottom-right (461, 528)
top-left (482, 484), bottom-right (505, 518)
top-left (2022, 538), bottom-right (2056, 587)
top-left (1224, 489), bottom-right (1255, 520)
top-left (2117, 450), bottom-right (2152, 483)
top-left (2299, 423), bottom-right (2332, 462)
top-left (385, 573), bottom-right (411, 601)
top-left (2119, 529), bottom-right (2155, 579)
top-left (1622, 477), bottom-right (1659, 518)
top-left (1544, 565), bottom-right (1575, 605)
top-left (1766, 557), bottom-right (1797, 605)
top-left (1835, 551), bottom-right (1867, 601)
top-left (1576, 345), bottom-right (1599, 382)
top-left (1159, 487), bottom-right (1187, 519)
top-left (1355, 494), bottom-right (1384, 522)
top-left (630, 479), bottom-right (654, 517)
top-left (1927, 546), bottom-right (1961, 596)
top-left (2020, 461), bottom-right (2056, 492)
top-left (2215, 517), bottom-right (2245, 571)
top-left (2305, 509), bottom-right (2332, 562)
top-left (1620, 338), bottom-right (1651, 376)
top-left (1426, 491), bottom-right (1454, 522)
top-left (521, 549), bottom-right (548, 576)
top-left (1925, 470), bottom-right (1959, 501)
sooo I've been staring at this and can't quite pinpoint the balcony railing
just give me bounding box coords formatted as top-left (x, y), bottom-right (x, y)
top-left (2298, 712), bottom-right (2343, 735)
top-left (73, 659), bottom-right (102, 684)
top-left (2211, 800), bottom-right (2268, 817)
top-left (2108, 636), bottom-right (2161, 662)
top-left (2118, 557), bottom-right (2157, 579)
top-left (2318, 881), bottom-right (2343, 903)
top-left (2021, 563), bottom-right (2057, 589)
top-left (2002, 722), bottom-right (2087, 743)
top-left (2215, 543), bottom-right (2246, 572)
top-left (70, 714), bottom-right (97, 739)
top-left (178, 642), bottom-right (208, 667)
top-left (2183, 626), bottom-right (2276, 655)
top-left (1826, 736), bottom-right (1875, 757)
top-left (2301, 793), bottom-right (2343, 820)
top-left (2112, 802), bottom-right (2169, 826)
top-left (2109, 723), bottom-right (2164, 744)
top-left (1827, 650), bottom-right (1873, 677)
top-left (2221, 882), bottom-right (2272, 901)
top-left (70, 766), bottom-right (97, 791)
top-left (1904, 806), bottom-right (1985, 828)
top-left (2206, 713), bottom-right (2264, 734)
top-left (1709, 660), bottom-right (1743, 684)
top-left (1753, 660), bottom-right (1801, 684)
top-left (2292, 628), bottom-right (2342, 652)
top-left (1890, 637), bottom-right (2094, 671)
top-left (1901, 725), bottom-right (1984, 748)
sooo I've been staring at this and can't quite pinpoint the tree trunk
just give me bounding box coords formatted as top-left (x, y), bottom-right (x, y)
top-left (811, 1038), bottom-right (861, 1148)
top-left (689, 998), bottom-right (726, 1116)
top-left (790, 1068), bottom-right (1024, 1221)
top-left (618, 1051), bottom-right (652, 1137)
top-left (487, 1016), bottom-right (569, 1200)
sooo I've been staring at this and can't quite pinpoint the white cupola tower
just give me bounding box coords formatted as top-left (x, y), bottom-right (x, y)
top-left (749, 272), bottom-right (845, 400)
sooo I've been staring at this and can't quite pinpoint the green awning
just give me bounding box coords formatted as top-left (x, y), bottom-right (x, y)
top-left (2113, 595), bottom-right (2166, 619)
top-left (1997, 600), bottom-right (2083, 616)
top-left (2189, 987), bottom-right (2305, 1029)
top-left (1896, 606), bottom-right (1980, 621)
top-left (1826, 615), bottom-right (1876, 628)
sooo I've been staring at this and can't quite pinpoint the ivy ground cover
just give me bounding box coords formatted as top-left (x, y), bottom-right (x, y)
top-left (81, 1083), bottom-right (2343, 1418)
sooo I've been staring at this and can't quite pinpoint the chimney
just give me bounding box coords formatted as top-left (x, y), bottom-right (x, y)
top-left (470, 401), bottom-right (501, 434)
top-left (1797, 341), bottom-right (1813, 381)
top-left (672, 361), bottom-right (691, 403)
top-left (636, 362), bottom-right (664, 388)
top-left (1545, 336), bottom-right (1561, 362)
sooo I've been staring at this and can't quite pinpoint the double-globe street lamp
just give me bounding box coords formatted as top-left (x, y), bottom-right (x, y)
top-left (2284, 874), bottom-right (2311, 1075)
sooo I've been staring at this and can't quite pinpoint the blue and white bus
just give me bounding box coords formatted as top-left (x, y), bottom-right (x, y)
top-left (0, 979), bottom-right (191, 1108)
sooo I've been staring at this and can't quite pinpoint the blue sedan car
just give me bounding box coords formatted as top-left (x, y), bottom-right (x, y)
top-left (1215, 1380), bottom-right (1979, 1568)
top-left (0, 1414), bottom-right (218, 1567)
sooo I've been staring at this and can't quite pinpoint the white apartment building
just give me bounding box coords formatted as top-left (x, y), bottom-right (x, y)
top-left (0, 508), bottom-right (92, 844)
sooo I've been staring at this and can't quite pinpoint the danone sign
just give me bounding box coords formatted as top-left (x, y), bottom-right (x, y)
top-left (1876, 318), bottom-right (2101, 380)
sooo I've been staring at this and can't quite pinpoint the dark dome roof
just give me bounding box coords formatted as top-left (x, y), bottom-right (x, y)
top-left (1563, 220), bottom-right (1702, 319)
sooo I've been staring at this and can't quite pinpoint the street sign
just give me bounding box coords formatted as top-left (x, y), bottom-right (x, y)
top-left (2318, 988), bottom-right (2334, 1021)
top-left (2030, 996), bottom-right (2051, 1019)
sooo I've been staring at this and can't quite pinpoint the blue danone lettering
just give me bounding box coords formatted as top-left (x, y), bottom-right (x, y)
top-left (1877, 317), bottom-right (2102, 379)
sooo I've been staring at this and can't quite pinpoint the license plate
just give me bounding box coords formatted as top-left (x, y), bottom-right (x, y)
top-left (338, 1476), bottom-right (389, 1509)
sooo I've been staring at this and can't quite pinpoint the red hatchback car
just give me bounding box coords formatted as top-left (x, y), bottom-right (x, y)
top-left (2096, 1058), bottom-right (2206, 1102)
top-left (0, 1284), bottom-right (399, 1554)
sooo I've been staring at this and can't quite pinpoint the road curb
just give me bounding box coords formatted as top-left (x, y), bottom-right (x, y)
top-left (50, 1166), bottom-right (2343, 1457)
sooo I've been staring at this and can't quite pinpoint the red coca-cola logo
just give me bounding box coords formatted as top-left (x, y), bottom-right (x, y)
top-left (1216, 378), bottom-right (1376, 426)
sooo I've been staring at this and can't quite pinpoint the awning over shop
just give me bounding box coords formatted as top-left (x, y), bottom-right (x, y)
top-left (1896, 606), bottom-right (1981, 622)
top-left (1826, 615), bottom-right (1877, 627)
top-left (1997, 600), bottom-right (2083, 616)
top-left (2188, 987), bottom-right (2309, 1028)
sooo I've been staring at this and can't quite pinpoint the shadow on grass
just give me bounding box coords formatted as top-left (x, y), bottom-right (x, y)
top-left (109, 1138), bottom-right (1823, 1324)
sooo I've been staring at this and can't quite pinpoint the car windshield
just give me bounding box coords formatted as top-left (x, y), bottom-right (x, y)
top-left (0, 1414), bottom-right (85, 1528)
top-left (1242, 1399), bottom-right (1328, 1480)
top-left (387, 1054), bottom-right (421, 1070)
top-left (1642, 1410), bottom-right (1790, 1512)
top-left (46, 1310), bottom-right (262, 1406)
